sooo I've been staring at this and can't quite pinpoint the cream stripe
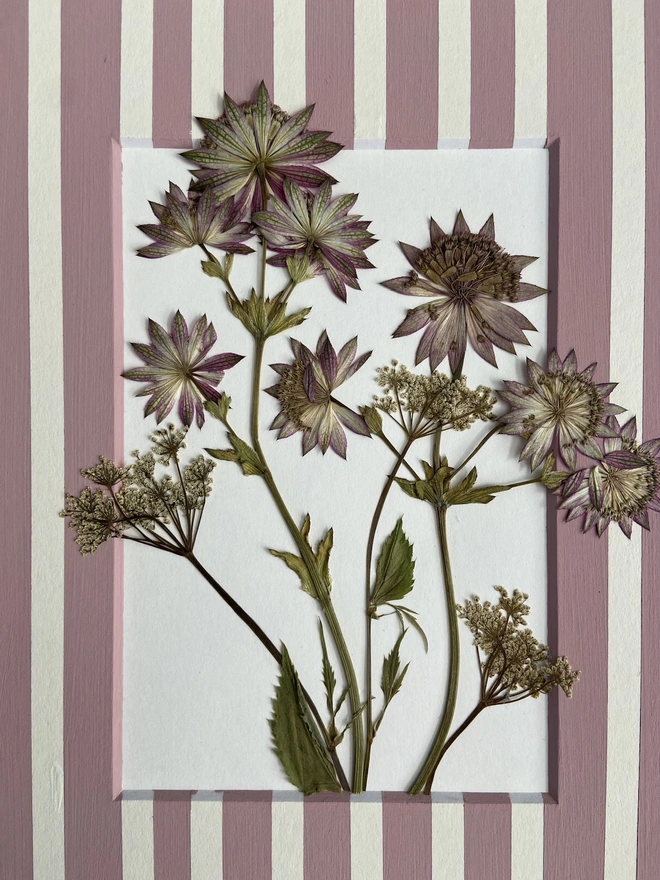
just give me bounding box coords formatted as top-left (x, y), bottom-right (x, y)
top-left (122, 796), bottom-right (155, 880)
top-left (510, 796), bottom-right (544, 880)
top-left (513, 0), bottom-right (547, 146)
top-left (437, 0), bottom-right (471, 146)
top-left (350, 795), bottom-right (383, 880)
top-left (190, 792), bottom-right (223, 880)
top-left (272, 794), bottom-right (304, 880)
top-left (431, 794), bottom-right (463, 879)
top-left (120, 0), bottom-right (154, 140)
top-left (273, 0), bottom-right (306, 111)
top-left (28, 0), bottom-right (65, 877)
top-left (191, 0), bottom-right (224, 122)
top-left (354, 0), bottom-right (386, 143)
top-left (605, 2), bottom-right (646, 878)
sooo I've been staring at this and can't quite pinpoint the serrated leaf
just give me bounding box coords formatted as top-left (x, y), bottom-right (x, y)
top-left (204, 394), bottom-right (231, 422)
top-left (270, 644), bottom-right (341, 796)
top-left (381, 629), bottom-right (408, 704)
top-left (270, 549), bottom-right (316, 597)
top-left (318, 620), bottom-right (336, 717)
top-left (394, 476), bottom-right (429, 501)
top-left (316, 529), bottom-right (333, 591)
top-left (225, 433), bottom-right (265, 476)
top-left (445, 483), bottom-right (510, 505)
top-left (371, 518), bottom-right (415, 608)
top-left (201, 258), bottom-right (227, 279)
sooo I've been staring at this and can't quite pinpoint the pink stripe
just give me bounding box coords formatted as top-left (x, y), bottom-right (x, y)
top-left (222, 792), bottom-right (272, 880)
top-left (0, 0), bottom-right (33, 876)
top-left (382, 793), bottom-right (432, 880)
top-left (385, 0), bottom-right (438, 148)
top-left (303, 792), bottom-right (351, 880)
top-left (463, 794), bottom-right (511, 880)
top-left (153, 0), bottom-right (193, 147)
top-left (469, 0), bottom-right (515, 148)
top-left (638, 4), bottom-right (660, 876)
top-left (544, 3), bottom-right (612, 878)
top-left (306, 0), bottom-right (354, 147)
top-left (61, 0), bottom-right (123, 875)
top-left (223, 0), bottom-right (274, 103)
top-left (153, 792), bottom-right (192, 880)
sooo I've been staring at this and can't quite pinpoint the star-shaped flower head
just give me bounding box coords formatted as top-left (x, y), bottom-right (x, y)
top-left (137, 183), bottom-right (254, 258)
top-left (499, 350), bottom-right (624, 470)
top-left (182, 82), bottom-right (343, 215)
top-left (559, 416), bottom-right (660, 537)
top-left (266, 331), bottom-right (371, 458)
top-left (123, 312), bottom-right (243, 428)
top-left (382, 212), bottom-right (547, 374)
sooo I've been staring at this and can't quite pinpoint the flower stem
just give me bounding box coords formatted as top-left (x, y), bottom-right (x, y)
top-left (450, 424), bottom-right (500, 477)
top-left (185, 551), bottom-right (350, 792)
top-left (420, 701), bottom-right (487, 795)
top-left (249, 335), bottom-right (367, 793)
top-left (408, 504), bottom-right (460, 795)
top-left (363, 434), bottom-right (416, 789)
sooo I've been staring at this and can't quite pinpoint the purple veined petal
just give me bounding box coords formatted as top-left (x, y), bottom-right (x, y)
top-left (561, 350), bottom-right (578, 373)
top-left (577, 438), bottom-right (604, 461)
top-left (198, 352), bottom-right (244, 373)
top-left (137, 223), bottom-right (188, 246)
top-left (194, 378), bottom-right (223, 402)
top-left (192, 115), bottom-right (252, 157)
top-left (121, 367), bottom-right (168, 382)
top-left (584, 508), bottom-right (601, 531)
top-left (310, 182), bottom-right (332, 229)
top-left (564, 504), bottom-right (584, 522)
top-left (647, 495), bottom-right (660, 513)
top-left (393, 306), bottom-right (433, 338)
top-left (334, 403), bottom-right (371, 436)
top-left (510, 255), bottom-right (538, 272)
top-left (478, 214), bottom-right (495, 239)
top-left (177, 383), bottom-right (196, 427)
top-left (589, 467), bottom-right (604, 507)
top-left (318, 192), bottom-right (360, 228)
top-left (315, 406), bottom-right (336, 455)
top-left (128, 341), bottom-right (174, 369)
top-left (595, 381), bottom-right (617, 396)
top-left (400, 242), bottom-right (423, 270)
top-left (515, 282), bottom-right (547, 301)
top-left (452, 210), bottom-right (469, 234)
top-left (501, 380), bottom-right (531, 396)
top-left (520, 423), bottom-right (555, 470)
top-left (381, 276), bottom-right (436, 297)
top-left (618, 517), bottom-right (634, 539)
top-left (335, 336), bottom-right (358, 376)
top-left (144, 379), bottom-right (180, 420)
top-left (415, 320), bottom-right (441, 365)
top-left (475, 295), bottom-right (537, 337)
top-left (276, 165), bottom-right (337, 190)
top-left (269, 104), bottom-right (315, 151)
top-left (640, 437), bottom-right (660, 457)
top-left (302, 362), bottom-right (321, 403)
top-left (429, 217), bottom-right (446, 243)
top-left (559, 483), bottom-right (590, 509)
top-left (222, 90), bottom-right (258, 148)
top-left (476, 316), bottom-right (517, 354)
top-left (604, 449), bottom-right (646, 468)
top-left (603, 434), bottom-right (622, 455)
top-left (195, 187), bottom-right (216, 240)
top-left (633, 508), bottom-right (651, 530)
top-left (302, 422), bottom-right (320, 455)
top-left (324, 265), bottom-right (348, 301)
top-left (447, 311), bottom-right (468, 375)
top-left (170, 311), bottom-right (191, 359)
top-left (273, 129), bottom-right (336, 161)
top-left (276, 418), bottom-right (301, 439)
top-left (137, 242), bottom-right (183, 258)
top-left (619, 416), bottom-right (638, 440)
top-left (526, 357), bottom-right (546, 386)
top-left (562, 470), bottom-right (587, 496)
top-left (465, 309), bottom-right (497, 368)
top-left (547, 350), bottom-right (562, 372)
top-left (147, 318), bottom-right (179, 360)
top-left (149, 200), bottom-right (167, 221)
top-left (595, 422), bottom-right (621, 439)
top-left (153, 387), bottom-right (179, 424)
top-left (556, 423), bottom-right (577, 469)
top-left (317, 333), bottom-right (338, 385)
top-left (283, 179), bottom-right (311, 227)
top-left (603, 402), bottom-right (626, 416)
top-left (252, 81), bottom-right (273, 155)
top-left (337, 349), bottom-right (371, 385)
top-left (328, 415), bottom-right (348, 459)
top-left (186, 315), bottom-right (209, 361)
top-left (278, 140), bottom-right (343, 165)
top-left (596, 515), bottom-right (611, 536)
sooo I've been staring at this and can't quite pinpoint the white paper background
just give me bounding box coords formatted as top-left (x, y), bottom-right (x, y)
top-left (121, 148), bottom-right (549, 792)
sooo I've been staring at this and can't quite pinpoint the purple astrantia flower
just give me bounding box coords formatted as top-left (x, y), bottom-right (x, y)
top-left (123, 312), bottom-right (243, 428)
top-left (382, 212), bottom-right (547, 374)
top-left (252, 180), bottom-right (376, 301)
top-left (266, 332), bottom-right (371, 457)
top-left (181, 82), bottom-right (342, 215)
top-left (498, 350), bottom-right (624, 470)
top-left (137, 183), bottom-right (254, 258)
top-left (559, 416), bottom-right (660, 537)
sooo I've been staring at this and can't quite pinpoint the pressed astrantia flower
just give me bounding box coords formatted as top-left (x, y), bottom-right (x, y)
top-left (137, 183), bottom-right (254, 258)
top-left (123, 311), bottom-right (243, 428)
top-left (559, 416), bottom-right (660, 537)
top-left (382, 212), bottom-right (547, 374)
top-left (266, 331), bottom-right (371, 457)
top-left (253, 180), bottom-right (376, 301)
top-left (499, 350), bottom-right (624, 470)
top-left (182, 82), bottom-right (342, 214)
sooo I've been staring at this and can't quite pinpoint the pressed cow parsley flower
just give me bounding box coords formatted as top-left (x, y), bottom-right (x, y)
top-left (253, 180), bottom-right (376, 301)
top-left (383, 212), bottom-right (546, 374)
top-left (182, 82), bottom-right (342, 214)
top-left (499, 350), bottom-right (623, 470)
top-left (123, 312), bottom-right (243, 428)
top-left (266, 332), bottom-right (371, 457)
top-left (138, 183), bottom-right (254, 258)
top-left (559, 416), bottom-right (660, 537)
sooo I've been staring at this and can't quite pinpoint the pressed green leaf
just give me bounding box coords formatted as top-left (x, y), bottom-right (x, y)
top-left (318, 619), bottom-right (336, 717)
top-left (445, 484), bottom-right (510, 505)
top-left (203, 394), bottom-right (231, 422)
top-left (316, 529), bottom-right (334, 591)
top-left (270, 644), bottom-right (341, 796)
top-left (394, 605), bottom-right (429, 653)
top-left (371, 518), bottom-right (415, 608)
top-left (270, 549), bottom-right (316, 597)
top-left (540, 453), bottom-right (570, 489)
top-left (381, 629), bottom-right (409, 704)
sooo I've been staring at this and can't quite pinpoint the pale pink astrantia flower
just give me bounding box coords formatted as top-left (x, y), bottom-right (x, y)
top-left (123, 312), bottom-right (243, 428)
top-left (498, 350), bottom-right (624, 470)
top-left (137, 183), bottom-right (254, 258)
top-left (182, 82), bottom-right (342, 215)
top-left (559, 416), bottom-right (660, 538)
top-left (382, 212), bottom-right (546, 374)
top-left (266, 332), bottom-right (371, 457)
top-left (252, 180), bottom-right (376, 301)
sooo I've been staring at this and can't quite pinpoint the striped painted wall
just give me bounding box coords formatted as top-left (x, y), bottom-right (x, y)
top-left (2, 0), bottom-right (657, 877)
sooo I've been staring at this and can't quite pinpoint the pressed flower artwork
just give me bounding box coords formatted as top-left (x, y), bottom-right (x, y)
top-left (62, 84), bottom-right (657, 794)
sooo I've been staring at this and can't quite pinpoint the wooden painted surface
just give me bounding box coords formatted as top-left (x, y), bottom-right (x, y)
top-left (2, 0), bottom-right (656, 878)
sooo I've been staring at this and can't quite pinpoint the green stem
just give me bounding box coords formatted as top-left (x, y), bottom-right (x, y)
top-left (250, 335), bottom-right (367, 793)
top-left (363, 434), bottom-right (416, 789)
top-left (375, 432), bottom-right (420, 479)
top-left (408, 504), bottom-right (460, 794)
top-left (420, 701), bottom-right (487, 794)
top-left (450, 424), bottom-right (500, 477)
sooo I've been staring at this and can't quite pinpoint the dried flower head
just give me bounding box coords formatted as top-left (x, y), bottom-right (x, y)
top-left (80, 456), bottom-right (131, 487)
top-left (60, 488), bottom-right (126, 555)
top-left (182, 82), bottom-right (342, 214)
top-left (373, 362), bottom-right (495, 432)
top-left (458, 586), bottom-right (580, 702)
top-left (137, 183), bottom-right (254, 258)
top-left (266, 332), bottom-right (371, 457)
top-left (149, 424), bottom-right (188, 464)
top-left (499, 350), bottom-right (624, 470)
top-left (123, 312), bottom-right (243, 428)
top-left (382, 212), bottom-right (546, 374)
top-left (253, 180), bottom-right (376, 301)
top-left (559, 416), bottom-right (660, 537)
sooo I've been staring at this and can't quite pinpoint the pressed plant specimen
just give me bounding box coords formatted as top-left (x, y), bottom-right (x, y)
top-left (63, 82), bottom-right (656, 796)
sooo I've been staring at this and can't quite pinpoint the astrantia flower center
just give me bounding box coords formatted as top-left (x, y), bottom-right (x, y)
top-left (597, 454), bottom-right (659, 520)
top-left (418, 234), bottom-right (521, 303)
top-left (273, 361), bottom-right (315, 429)
top-left (534, 371), bottom-right (605, 444)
